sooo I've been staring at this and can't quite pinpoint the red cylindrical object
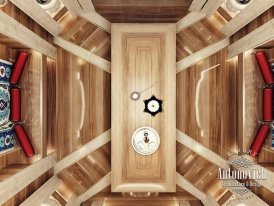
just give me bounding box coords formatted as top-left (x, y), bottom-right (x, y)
top-left (249, 124), bottom-right (270, 157)
top-left (10, 87), bottom-right (21, 121)
top-left (255, 51), bottom-right (274, 85)
top-left (263, 88), bottom-right (273, 121)
top-left (13, 124), bottom-right (35, 158)
top-left (9, 51), bottom-right (28, 85)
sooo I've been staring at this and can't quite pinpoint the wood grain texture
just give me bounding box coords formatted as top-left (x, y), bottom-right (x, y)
top-left (0, 153), bottom-right (56, 205)
top-left (57, 143), bottom-right (111, 196)
top-left (177, 49), bottom-right (238, 159)
top-left (83, 186), bottom-right (203, 206)
top-left (56, 47), bottom-right (110, 160)
top-left (221, 0), bottom-right (274, 36)
top-left (176, 144), bottom-right (231, 202)
top-left (111, 24), bottom-right (176, 192)
top-left (2, 170), bottom-right (53, 206)
top-left (231, 6), bottom-right (274, 43)
top-left (0, 1), bottom-right (53, 42)
top-left (0, 11), bottom-right (56, 59)
top-left (46, 58), bottom-right (57, 155)
top-left (9, 0), bottom-right (63, 36)
top-left (58, 14), bottom-right (111, 61)
top-left (92, 0), bottom-right (193, 23)
top-left (176, 11), bottom-right (226, 61)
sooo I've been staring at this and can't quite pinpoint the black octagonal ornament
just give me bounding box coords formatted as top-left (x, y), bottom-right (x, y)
top-left (144, 95), bottom-right (163, 116)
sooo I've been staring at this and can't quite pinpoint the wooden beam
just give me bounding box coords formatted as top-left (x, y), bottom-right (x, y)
top-left (221, 179), bottom-right (269, 206)
top-left (54, 130), bottom-right (111, 174)
top-left (177, 130), bottom-right (229, 170)
top-left (20, 176), bottom-right (62, 206)
top-left (176, 38), bottom-right (230, 73)
top-left (66, 173), bottom-right (111, 206)
top-left (229, 154), bottom-right (274, 193)
top-left (201, 0), bottom-right (225, 16)
top-left (177, 130), bottom-right (269, 205)
top-left (221, 0), bottom-right (274, 36)
top-left (80, 11), bottom-right (111, 33)
top-left (62, 0), bottom-right (110, 33)
top-left (78, 0), bottom-right (95, 11)
top-left (0, 11), bottom-right (56, 59)
top-left (176, 173), bottom-right (219, 206)
top-left (9, 0), bottom-right (63, 36)
top-left (228, 19), bottom-right (274, 58)
top-left (62, 0), bottom-right (95, 16)
top-left (79, 172), bottom-right (111, 203)
top-left (0, 153), bottom-right (56, 205)
top-left (179, 201), bottom-right (191, 206)
top-left (54, 37), bottom-right (111, 73)
top-left (189, 0), bottom-right (207, 12)
top-left (176, 12), bottom-right (205, 33)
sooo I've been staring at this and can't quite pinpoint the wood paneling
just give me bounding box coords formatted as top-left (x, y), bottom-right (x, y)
top-left (176, 12), bottom-right (226, 61)
top-left (111, 24), bottom-right (176, 192)
top-left (177, 49), bottom-right (238, 158)
top-left (0, 1), bottom-right (53, 43)
top-left (83, 186), bottom-right (203, 205)
top-left (92, 0), bottom-right (193, 23)
top-left (59, 14), bottom-right (111, 61)
top-left (2, 170), bottom-right (53, 206)
top-left (0, 34), bottom-right (27, 49)
top-left (176, 144), bottom-right (231, 201)
top-left (56, 47), bottom-right (110, 160)
top-left (57, 143), bottom-right (111, 196)
top-left (231, 6), bottom-right (274, 43)
top-left (47, 58), bottom-right (56, 154)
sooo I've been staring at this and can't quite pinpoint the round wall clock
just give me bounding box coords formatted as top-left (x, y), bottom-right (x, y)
top-left (144, 95), bottom-right (163, 116)
top-left (132, 127), bottom-right (160, 155)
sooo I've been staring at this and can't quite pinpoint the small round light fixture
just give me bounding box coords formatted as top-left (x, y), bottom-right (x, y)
top-left (144, 95), bottom-right (163, 116)
top-left (236, 0), bottom-right (251, 5)
top-left (225, 0), bottom-right (252, 13)
top-left (132, 127), bottom-right (160, 156)
top-left (36, 0), bottom-right (51, 4)
top-left (130, 91), bottom-right (140, 101)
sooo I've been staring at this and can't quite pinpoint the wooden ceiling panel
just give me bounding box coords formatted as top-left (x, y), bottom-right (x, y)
top-left (92, 0), bottom-right (193, 23)
top-left (59, 14), bottom-right (111, 61)
top-left (176, 12), bottom-right (226, 61)
top-left (58, 143), bottom-right (111, 196)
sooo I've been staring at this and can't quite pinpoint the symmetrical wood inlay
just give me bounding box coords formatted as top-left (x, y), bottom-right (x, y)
top-left (112, 24), bottom-right (176, 192)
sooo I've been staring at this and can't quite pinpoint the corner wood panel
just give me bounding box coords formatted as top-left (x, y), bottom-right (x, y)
top-left (111, 24), bottom-right (176, 193)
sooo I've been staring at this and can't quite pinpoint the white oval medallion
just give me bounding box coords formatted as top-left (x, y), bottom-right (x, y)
top-left (132, 127), bottom-right (160, 155)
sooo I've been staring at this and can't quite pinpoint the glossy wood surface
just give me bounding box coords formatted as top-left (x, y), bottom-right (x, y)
top-left (177, 49), bottom-right (238, 158)
top-left (58, 12), bottom-right (111, 61)
top-left (2, 170), bottom-right (53, 206)
top-left (92, 0), bottom-right (193, 23)
top-left (231, 6), bottom-right (274, 43)
top-left (83, 186), bottom-right (202, 205)
top-left (55, 47), bottom-right (110, 160)
top-left (176, 11), bottom-right (226, 61)
top-left (0, 1), bottom-right (53, 43)
top-left (111, 24), bottom-right (176, 192)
